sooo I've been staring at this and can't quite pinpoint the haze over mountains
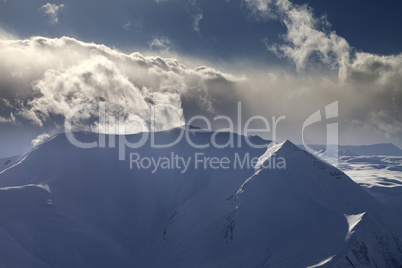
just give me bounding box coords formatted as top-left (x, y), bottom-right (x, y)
top-left (0, 129), bottom-right (401, 267)
top-left (301, 144), bottom-right (402, 157)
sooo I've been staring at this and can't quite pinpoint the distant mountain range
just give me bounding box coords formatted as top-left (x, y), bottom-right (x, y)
top-left (299, 143), bottom-right (402, 156)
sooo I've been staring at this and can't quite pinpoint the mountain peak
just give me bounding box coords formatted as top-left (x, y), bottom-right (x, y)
top-left (280, 139), bottom-right (298, 150)
top-left (269, 140), bottom-right (300, 155)
top-left (255, 140), bottom-right (300, 170)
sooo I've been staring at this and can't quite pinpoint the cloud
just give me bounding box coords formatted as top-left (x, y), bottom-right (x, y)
top-left (186, 0), bottom-right (203, 33)
top-left (342, 53), bottom-right (402, 85)
top-left (0, 27), bottom-right (16, 40)
top-left (39, 3), bottom-right (64, 24)
top-left (122, 18), bottom-right (143, 33)
top-left (123, 20), bottom-right (131, 31)
top-left (0, 36), bottom-right (241, 134)
top-left (148, 36), bottom-right (172, 52)
top-left (271, 3), bottom-right (350, 73)
top-left (192, 10), bottom-right (203, 33)
top-left (2, 0), bottom-right (402, 147)
top-left (31, 133), bottom-right (51, 147)
top-left (0, 112), bottom-right (17, 124)
top-left (0, 98), bottom-right (18, 125)
top-left (270, 0), bottom-right (402, 139)
top-left (243, 0), bottom-right (277, 20)
top-left (239, 0), bottom-right (402, 143)
top-left (339, 52), bottom-right (402, 137)
top-left (246, 0), bottom-right (350, 73)
top-left (1, 33), bottom-right (402, 144)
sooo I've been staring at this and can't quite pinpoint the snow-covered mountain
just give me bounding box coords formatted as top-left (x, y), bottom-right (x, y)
top-left (0, 129), bottom-right (401, 267)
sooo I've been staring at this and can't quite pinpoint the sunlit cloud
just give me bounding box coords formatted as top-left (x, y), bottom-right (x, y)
top-left (39, 3), bottom-right (64, 24)
top-left (0, 36), bottom-right (241, 134)
top-left (31, 133), bottom-right (51, 147)
top-left (148, 36), bottom-right (172, 53)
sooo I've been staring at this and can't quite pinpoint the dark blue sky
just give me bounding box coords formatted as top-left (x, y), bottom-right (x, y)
top-left (297, 0), bottom-right (402, 55)
top-left (1, 0), bottom-right (402, 64)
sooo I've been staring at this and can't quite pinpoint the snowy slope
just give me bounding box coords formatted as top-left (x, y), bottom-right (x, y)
top-left (338, 155), bottom-right (402, 222)
top-left (0, 154), bottom-right (21, 173)
top-left (226, 141), bottom-right (402, 267)
top-left (0, 130), bottom-right (401, 267)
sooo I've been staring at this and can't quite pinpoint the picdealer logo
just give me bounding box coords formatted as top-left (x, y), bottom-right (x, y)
top-left (63, 102), bottom-right (287, 160)
top-left (62, 101), bottom-right (339, 169)
top-left (302, 101), bottom-right (339, 166)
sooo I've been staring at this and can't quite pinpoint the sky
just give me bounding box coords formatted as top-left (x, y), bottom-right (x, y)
top-left (0, 0), bottom-right (402, 157)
